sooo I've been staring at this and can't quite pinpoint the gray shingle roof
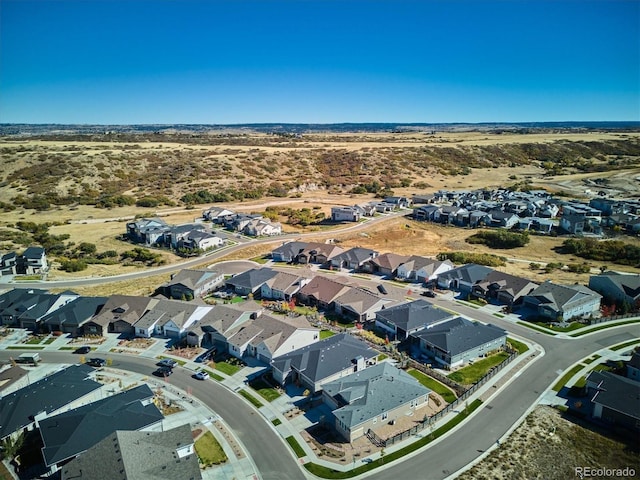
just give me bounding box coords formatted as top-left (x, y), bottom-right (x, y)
top-left (524, 281), bottom-right (601, 312)
top-left (376, 299), bottom-right (454, 332)
top-left (332, 247), bottom-right (378, 266)
top-left (61, 424), bottom-right (201, 480)
top-left (438, 264), bottom-right (493, 284)
top-left (588, 371), bottom-right (640, 420)
top-left (163, 269), bottom-right (221, 290)
top-left (40, 384), bottom-right (163, 467)
top-left (323, 362), bottom-right (431, 428)
top-left (412, 317), bottom-right (507, 357)
top-left (0, 364), bottom-right (101, 440)
top-left (41, 296), bottom-right (107, 329)
top-left (134, 299), bottom-right (200, 330)
top-left (271, 333), bottom-right (377, 384)
top-left (225, 268), bottom-right (278, 292)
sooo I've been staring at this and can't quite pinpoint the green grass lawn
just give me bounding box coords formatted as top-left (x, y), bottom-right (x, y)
top-left (25, 336), bottom-right (44, 345)
top-left (239, 389), bottom-right (264, 409)
top-left (377, 353), bottom-right (388, 362)
top-left (229, 296), bottom-right (245, 304)
top-left (43, 337), bottom-right (56, 344)
top-left (407, 369), bottom-right (457, 403)
top-left (448, 352), bottom-right (510, 385)
top-left (214, 360), bottom-right (243, 376)
top-left (249, 378), bottom-right (281, 402)
top-left (610, 339), bottom-right (639, 351)
top-left (493, 312), bottom-right (505, 318)
top-left (157, 355), bottom-right (187, 366)
top-left (532, 321), bottom-right (584, 332)
top-left (516, 321), bottom-right (558, 336)
top-left (285, 436), bottom-right (306, 458)
top-left (552, 364), bottom-right (585, 392)
top-left (320, 330), bottom-right (335, 340)
top-left (202, 368), bottom-right (224, 381)
top-left (583, 354), bottom-right (601, 364)
top-left (6, 345), bottom-right (45, 350)
top-left (58, 346), bottom-right (75, 350)
top-left (570, 319), bottom-right (640, 337)
top-left (272, 418), bottom-right (282, 426)
top-left (194, 431), bottom-right (227, 467)
top-left (507, 337), bottom-right (529, 355)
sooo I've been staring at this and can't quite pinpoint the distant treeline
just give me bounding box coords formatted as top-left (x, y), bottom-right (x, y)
top-left (559, 238), bottom-right (640, 266)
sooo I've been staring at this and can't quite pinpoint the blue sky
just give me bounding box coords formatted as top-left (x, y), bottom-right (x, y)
top-left (1, 0), bottom-right (638, 123)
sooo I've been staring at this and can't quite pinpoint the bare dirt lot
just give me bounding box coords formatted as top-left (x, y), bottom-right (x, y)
top-left (458, 406), bottom-right (639, 480)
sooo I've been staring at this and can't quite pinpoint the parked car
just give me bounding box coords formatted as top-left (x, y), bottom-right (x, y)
top-left (194, 371), bottom-right (210, 381)
top-left (74, 346), bottom-right (91, 354)
top-left (196, 348), bottom-right (216, 363)
top-left (377, 284), bottom-right (388, 294)
top-left (421, 290), bottom-right (436, 298)
top-left (87, 358), bottom-right (106, 367)
top-left (157, 358), bottom-right (178, 368)
top-left (154, 366), bottom-right (173, 377)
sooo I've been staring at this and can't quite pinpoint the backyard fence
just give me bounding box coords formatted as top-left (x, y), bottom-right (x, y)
top-left (589, 313), bottom-right (638, 325)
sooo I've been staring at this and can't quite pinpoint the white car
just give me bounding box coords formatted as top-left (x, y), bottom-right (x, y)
top-left (194, 371), bottom-right (210, 381)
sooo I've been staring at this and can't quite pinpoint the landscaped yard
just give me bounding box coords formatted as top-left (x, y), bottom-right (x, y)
top-left (213, 359), bottom-right (244, 376)
top-left (320, 330), bottom-right (335, 340)
top-left (249, 376), bottom-right (282, 402)
top-left (507, 337), bottom-right (529, 355)
top-left (286, 436), bottom-right (306, 458)
top-left (447, 352), bottom-right (510, 385)
top-left (407, 369), bottom-right (457, 403)
top-left (552, 364), bottom-right (585, 392)
top-left (239, 389), bottom-right (264, 409)
top-left (194, 431), bottom-right (227, 467)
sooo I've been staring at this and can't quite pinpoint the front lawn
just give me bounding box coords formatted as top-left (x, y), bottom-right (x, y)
top-left (448, 352), bottom-right (510, 385)
top-left (194, 431), bottom-right (227, 467)
top-left (320, 330), bottom-right (335, 340)
top-left (552, 364), bottom-right (585, 392)
top-left (238, 389), bottom-right (264, 409)
top-left (249, 377), bottom-right (281, 402)
top-left (507, 337), bottom-right (529, 355)
top-left (407, 369), bottom-right (457, 403)
top-left (285, 436), bottom-right (306, 458)
top-left (213, 359), bottom-right (243, 376)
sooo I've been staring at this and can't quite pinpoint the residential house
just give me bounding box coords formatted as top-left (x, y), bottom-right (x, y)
top-left (161, 268), bottom-right (224, 300)
top-left (522, 281), bottom-right (602, 321)
top-left (396, 256), bottom-right (454, 283)
top-left (296, 276), bottom-right (353, 310)
top-left (165, 223), bottom-right (207, 249)
top-left (333, 287), bottom-right (390, 322)
top-left (42, 296), bottom-right (107, 336)
top-left (243, 218), bottom-right (282, 236)
top-left (296, 242), bottom-right (345, 265)
top-left (260, 271), bottom-right (311, 301)
top-left (0, 364), bottom-right (102, 441)
top-left (436, 264), bottom-right (494, 293)
top-left (322, 362), bottom-right (431, 442)
top-left (39, 384), bottom-right (164, 472)
top-left (223, 213), bottom-right (263, 232)
top-left (375, 299), bottom-right (455, 340)
top-left (60, 424), bottom-right (201, 480)
top-left (225, 267), bottom-right (279, 296)
top-left (626, 349), bottom-right (640, 382)
top-left (471, 271), bottom-right (539, 306)
top-left (486, 210), bottom-right (519, 229)
top-left (361, 253), bottom-right (409, 277)
top-left (331, 206), bottom-right (361, 222)
top-left (126, 218), bottom-right (171, 246)
top-left (19, 247), bottom-right (49, 274)
top-left (588, 272), bottom-right (640, 309)
top-left (271, 241), bottom-right (309, 263)
top-left (0, 364), bottom-right (29, 394)
top-left (411, 317), bottom-right (507, 368)
top-left (179, 230), bottom-right (224, 251)
top-left (0, 252), bottom-right (17, 275)
top-left (383, 197), bottom-right (412, 208)
top-left (329, 247), bottom-right (379, 270)
top-left (237, 314), bottom-right (320, 363)
top-left (0, 289), bottom-right (78, 331)
top-left (559, 204), bottom-right (602, 235)
top-left (185, 304), bottom-right (258, 348)
top-left (586, 371), bottom-right (640, 431)
top-left (203, 207), bottom-right (235, 223)
top-left (413, 204), bottom-right (441, 222)
top-left (133, 299), bottom-right (209, 339)
top-left (271, 333), bottom-right (378, 392)
top-left (83, 295), bottom-right (158, 336)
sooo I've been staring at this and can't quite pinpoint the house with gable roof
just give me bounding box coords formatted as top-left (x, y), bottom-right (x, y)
top-left (361, 252), bottom-right (410, 277)
top-left (329, 247), bottom-right (379, 270)
top-left (126, 217), bottom-right (171, 246)
top-left (161, 268), bottom-right (224, 300)
top-left (82, 295), bottom-right (158, 336)
top-left (0, 364), bottom-right (102, 441)
top-left (396, 256), bottom-right (454, 283)
top-left (133, 299), bottom-right (210, 339)
top-left (411, 317), bottom-right (507, 368)
top-left (271, 333), bottom-right (378, 392)
top-left (471, 271), bottom-right (539, 306)
top-left (586, 371), bottom-right (640, 432)
top-left (296, 275), bottom-right (353, 310)
top-left (225, 267), bottom-right (279, 296)
top-left (271, 241), bottom-right (309, 263)
top-left (322, 362), bottom-right (431, 442)
top-left (42, 296), bottom-right (107, 336)
top-left (522, 281), bottom-right (602, 321)
top-left (60, 424), bottom-right (201, 480)
top-left (39, 384), bottom-right (164, 473)
top-left (185, 303), bottom-right (258, 348)
top-left (296, 242), bottom-right (345, 265)
top-left (436, 264), bottom-right (494, 293)
top-left (260, 271), bottom-right (311, 301)
top-left (588, 272), bottom-right (640, 309)
top-left (333, 287), bottom-right (390, 322)
top-left (375, 299), bottom-right (455, 340)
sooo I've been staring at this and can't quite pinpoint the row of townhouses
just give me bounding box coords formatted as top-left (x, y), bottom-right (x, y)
top-left (202, 207), bottom-right (282, 235)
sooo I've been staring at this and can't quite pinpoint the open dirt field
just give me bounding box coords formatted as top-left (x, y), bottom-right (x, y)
top-left (458, 406), bottom-right (639, 480)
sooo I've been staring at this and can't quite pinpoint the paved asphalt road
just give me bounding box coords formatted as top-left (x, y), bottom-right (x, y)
top-left (0, 351), bottom-right (303, 480)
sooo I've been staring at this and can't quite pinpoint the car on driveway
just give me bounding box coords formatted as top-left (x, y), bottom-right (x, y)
top-left (74, 346), bottom-right (91, 354)
top-left (157, 358), bottom-right (178, 368)
top-left (377, 284), bottom-right (388, 294)
top-left (154, 366), bottom-right (173, 377)
top-left (194, 371), bottom-right (210, 381)
top-left (87, 358), bottom-right (106, 367)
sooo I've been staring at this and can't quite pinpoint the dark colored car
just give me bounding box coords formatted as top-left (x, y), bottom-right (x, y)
top-left (377, 284), bottom-right (388, 294)
top-left (421, 290), bottom-right (436, 298)
top-left (74, 346), bottom-right (91, 354)
top-left (87, 358), bottom-right (106, 367)
top-left (154, 366), bottom-right (173, 377)
top-left (157, 358), bottom-right (178, 368)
